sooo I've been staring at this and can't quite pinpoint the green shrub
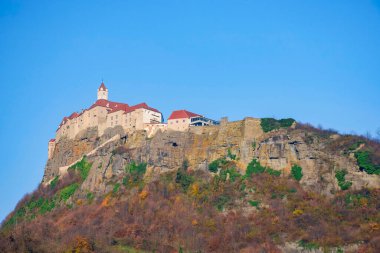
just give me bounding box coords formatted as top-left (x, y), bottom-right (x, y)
top-left (125, 161), bottom-right (147, 183)
top-left (39, 198), bottom-right (56, 214)
top-left (227, 149), bottom-right (237, 160)
top-left (69, 156), bottom-right (93, 180)
top-left (214, 195), bottom-right (230, 211)
top-left (113, 183), bottom-right (120, 194)
top-left (4, 207), bottom-right (26, 227)
top-left (59, 183), bottom-right (79, 201)
top-left (86, 192), bottom-right (94, 203)
top-left (354, 150), bottom-right (380, 175)
top-left (248, 200), bottom-right (260, 209)
top-left (26, 197), bottom-right (44, 211)
top-left (208, 160), bottom-right (219, 173)
top-left (278, 118), bottom-right (295, 128)
top-left (246, 159), bottom-right (266, 176)
top-left (245, 159), bottom-right (281, 178)
top-left (175, 170), bottom-right (194, 192)
top-left (298, 240), bottom-right (319, 250)
top-left (182, 159), bottom-right (189, 171)
top-left (122, 177), bottom-right (128, 186)
top-left (348, 141), bottom-right (364, 151)
top-left (208, 158), bottom-right (228, 173)
top-left (266, 168), bottom-right (281, 177)
top-left (219, 167), bottom-right (241, 182)
top-left (291, 165), bottom-right (303, 181)
top-left (261, 118), bottom-right (295, 133)
top-left (50, 176), bottom-right (59, 189)
top-left (335, 169), bottom-right (352, 190)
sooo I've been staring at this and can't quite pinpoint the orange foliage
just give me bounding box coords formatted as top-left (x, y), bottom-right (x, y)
top-left (101, 194), bottom-right (111, 207)
top-left (73, 236), bottom-right (93, 253)
top-left (139, 190), bottom-right (148, 200)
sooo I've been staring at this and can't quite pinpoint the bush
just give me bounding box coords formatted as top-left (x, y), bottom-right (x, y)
top-left (59, 183), bottom-right (79, 201)
top-left (86, 192), bottom-right (94, 203)
top-left (182, 159), bottom-right (189, 171)
top-left (245, 159), bottom-right (281, 178)
top-left (248, 200), bottom-right (260, 209)
top-left (113, 183), bottom-right (120, 195)
top-left (208, 158), bottom-right (227, 173)
top-left (298, 240), bottom-right (319, 250)
top-left (125, 161), bottom-right (147, 183)
top-left (50, 176), bottom-right (59, 189)
top-left (335, 169), bottom-right (352, 190)
top-left (260, 118), bottom-right (295, 133)
top-left (214, 195), bottom-right (230, 211)
top-left (39, 198), bottom-right (56, 214)
top-left (69, 156), bottom-right (93, 180)
top-left (266, 168), bottom-right (281, 177)
top-left (349, 141), bottom-right (364, 151)
top-left (175, 170), bottom-right (194, 192)
top-left (219, 167), bottom-right (241, 182)
top-left (246, 159), bottom-right (266, 176)
top-left (227, 149), bottom-right (237, 160)
top-left (291, 165), bottom-right (303, 181)
top-left (354, 150), bottom-right (380, 175)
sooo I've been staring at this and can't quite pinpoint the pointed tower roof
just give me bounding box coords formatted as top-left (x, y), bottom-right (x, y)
top-left (98, 82), bottom-right (107, 91)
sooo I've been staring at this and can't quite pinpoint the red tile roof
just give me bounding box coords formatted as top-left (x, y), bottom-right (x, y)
top-left (127, 103), bottom-right (160, 113)
top-left (49, 139), bottom-right (55, 142)
top-left (98, 82), bottom-right (107, 90)
top-left (68, 112), bottom-right (79, 119)
top-left (168, 110), bottom-right (201, 120)
top-left (89, 99), bottom-right (129, 112)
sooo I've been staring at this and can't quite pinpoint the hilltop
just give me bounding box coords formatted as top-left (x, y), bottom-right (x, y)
top-left (1, 116), bottom-right (380, 252)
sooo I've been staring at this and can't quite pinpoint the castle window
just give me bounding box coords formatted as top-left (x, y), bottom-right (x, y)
top-left (111, 116), bottom-right (113, 120)
top-left (183, 119), bottom-right (185, 122)
top-left (176, 120), bottom-right (178, 123)
top-left (115, 115), bottom-right (118, 119)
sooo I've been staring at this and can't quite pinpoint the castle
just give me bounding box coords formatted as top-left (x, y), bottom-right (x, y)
top-left (48, 82), bottom-right (219, 159)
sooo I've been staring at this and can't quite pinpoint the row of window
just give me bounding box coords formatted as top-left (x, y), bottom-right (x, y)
top-left (170, 119), bottom-right (186, 124)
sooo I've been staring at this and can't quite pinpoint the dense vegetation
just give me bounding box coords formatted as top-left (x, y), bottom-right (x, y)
top-left (1, 154), bottom-right (379, 253)
top-left (68, 156), bottom-right (93, 180)
top-left (260, 118), bottom-right (295, 133)
top-left (335, 169), bottom-right (352, 191)
top-left (355, 150), bottom-right (380, 175)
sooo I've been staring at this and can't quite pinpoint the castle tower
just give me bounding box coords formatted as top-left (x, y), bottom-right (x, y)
top-left (97, 82), bottom-right (108, 100)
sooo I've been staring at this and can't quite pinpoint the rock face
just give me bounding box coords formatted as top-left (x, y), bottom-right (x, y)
top-left (43, 118), bottom-right (380, 197)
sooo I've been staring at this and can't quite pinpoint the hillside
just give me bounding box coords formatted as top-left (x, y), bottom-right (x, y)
top-left (1, 118), bottom-right (380, 252)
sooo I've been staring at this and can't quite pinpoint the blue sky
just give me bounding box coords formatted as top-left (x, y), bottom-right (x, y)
top-left (0, 0), bottom-right (379, 221)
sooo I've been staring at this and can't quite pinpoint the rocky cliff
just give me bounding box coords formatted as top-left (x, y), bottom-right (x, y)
top-left (43, 118), bottom-right (379, 197)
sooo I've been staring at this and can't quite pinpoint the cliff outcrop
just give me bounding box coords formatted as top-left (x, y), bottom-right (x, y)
top-left (44, 118), bottom-right (379, 197)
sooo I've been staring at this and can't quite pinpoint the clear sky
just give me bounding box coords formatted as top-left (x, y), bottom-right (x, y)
top-left (0, 0), bottom-right (379, 221)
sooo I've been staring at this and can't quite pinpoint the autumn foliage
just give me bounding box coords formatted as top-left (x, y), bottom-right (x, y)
top-left (1, 158), bottom-right (380, 252)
